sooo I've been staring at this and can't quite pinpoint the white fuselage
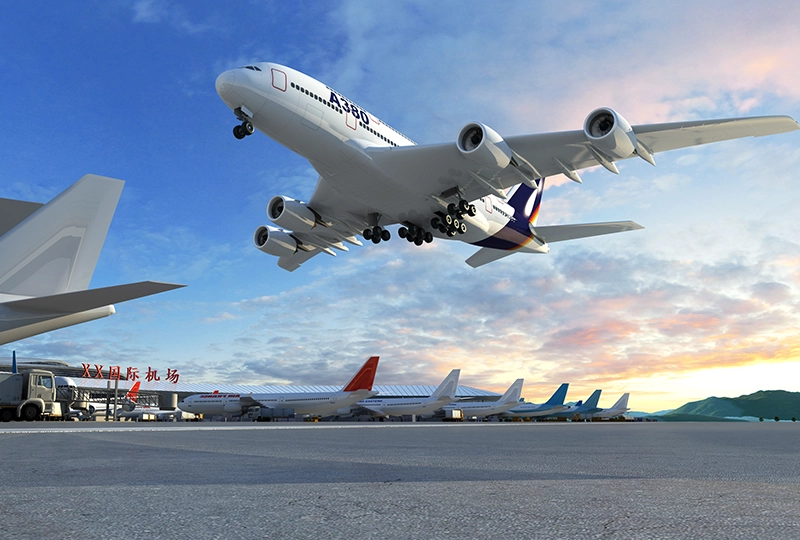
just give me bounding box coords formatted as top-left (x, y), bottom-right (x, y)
top-left (357, 396), bottom-right (453, 417)
top-left (180, 390), bottom-right (376, 417)
top-left (500, 403), bottom-right (570, 418)
top-left (441, 400), bottom-right (520, 418)
top-left (215, 63), bottom-right (546, 253)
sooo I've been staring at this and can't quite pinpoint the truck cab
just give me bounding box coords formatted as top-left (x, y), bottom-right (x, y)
top-left (0, 369), bottom-right (62, 421)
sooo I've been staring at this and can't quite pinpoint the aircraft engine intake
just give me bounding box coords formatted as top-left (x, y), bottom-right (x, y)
top-left (457, 122), bottom-right (513, 172)
top-left (583, 107), bottom-right (637, 160)
top-left (224, 401), bottom-right (243, 414)
top-left (267, 195), bottom-right (317, 233)
top-left (253, 225), bottom-right (297, 257)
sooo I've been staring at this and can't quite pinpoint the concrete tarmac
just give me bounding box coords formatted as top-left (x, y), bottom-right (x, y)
top-left (1, 422), bottom-right (799, 539)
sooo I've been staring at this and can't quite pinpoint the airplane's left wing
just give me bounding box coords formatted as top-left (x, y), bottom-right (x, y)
top-left (367, 114), bottom-right (799, 206)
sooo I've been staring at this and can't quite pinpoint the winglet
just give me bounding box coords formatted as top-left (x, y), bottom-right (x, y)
top-left (342, 356), bottom-right (380, 392)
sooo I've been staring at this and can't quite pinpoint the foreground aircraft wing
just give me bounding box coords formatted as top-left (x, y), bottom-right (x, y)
top-left (2, 281), bottom-right (185, 313)
top-left (367, 115), bottom-right (799, 204)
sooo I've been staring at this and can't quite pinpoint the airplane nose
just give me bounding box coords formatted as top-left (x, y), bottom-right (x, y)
top-left (216, 70), bottom-right (236, 97)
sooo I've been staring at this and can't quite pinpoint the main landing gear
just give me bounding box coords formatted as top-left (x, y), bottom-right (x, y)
top-left (431, 199), bottom-right (475, 237)
top-left (398, 224), bottom-right (433, 246)
top-left (363, 225), bottom-right (391, 244)
top-left (233, 120), bottom-right (255, 140)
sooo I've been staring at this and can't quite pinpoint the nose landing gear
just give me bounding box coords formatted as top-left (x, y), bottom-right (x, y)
top-left (233, 120), bottom-right (255, 140)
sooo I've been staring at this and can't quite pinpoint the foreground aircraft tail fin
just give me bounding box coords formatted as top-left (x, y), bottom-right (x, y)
top-left (544, 383), bottom-right (569, 406)
top-left (584, 389), bottom-right (602, 409)
top-left (499, 378), bottom-right (524, 404)
top-left (0, 175), bottom-right (123, 297)
top-left (430, 369), bottom-right (460, 399)
top-left (341, 356), bottom-right (380, 392)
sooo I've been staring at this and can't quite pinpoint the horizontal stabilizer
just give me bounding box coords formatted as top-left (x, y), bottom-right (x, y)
top-left (3, 281), bottom-right (185, 313)
top-left (535, 221), bottom-right (643, 243)
top-left (465, 247), bottom-right (515, 268)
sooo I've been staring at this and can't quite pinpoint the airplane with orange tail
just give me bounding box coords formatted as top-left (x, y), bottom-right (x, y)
top-left (178, 356), bottom-right (380, 417)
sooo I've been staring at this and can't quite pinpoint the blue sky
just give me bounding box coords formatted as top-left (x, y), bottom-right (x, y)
top-left (1, 1), bottom-right (799, 411)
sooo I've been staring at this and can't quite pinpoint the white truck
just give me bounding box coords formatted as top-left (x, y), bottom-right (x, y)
top-left (0, 369), bottom-right (63, 421)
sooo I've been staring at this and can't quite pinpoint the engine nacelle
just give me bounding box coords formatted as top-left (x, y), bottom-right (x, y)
top-left (457, 122), bottom-right (513, 173)
top-left (223, 401), bottom-right (244, 415)
top-left (583, 107), bottom-right (637, 160)
top-left (267, 196), bottom-right (317, 233)
top-left (253, 225), bottom-right (297, 258)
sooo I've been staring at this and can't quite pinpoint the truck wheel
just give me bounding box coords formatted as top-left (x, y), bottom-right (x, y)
top-left (21, 404), bottom-right (40, 421)
top-left (1, 409), bottom-right (14, 422)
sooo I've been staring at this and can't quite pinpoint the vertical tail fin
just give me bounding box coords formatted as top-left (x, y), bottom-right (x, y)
top-left (125, 381), bottom-right (141, 403)
top-left (0, 175), bottom-right (124, 297)
top-left (544, 383), bottom-right (569, 406)
top-left (341, 356), bottom-right (380, 392)
top-left (12, 350), bottom-right (17, 374)
top-left (499, 378), bottom-right (524, 404)
top-left (583, 389), bottom-right (602, 409)
top-left (430, 369), bottom-right (460, 399)
top-left (506, 178), bottom-right (545, 227)
top-left (611, 393), bottom-right (629, 410)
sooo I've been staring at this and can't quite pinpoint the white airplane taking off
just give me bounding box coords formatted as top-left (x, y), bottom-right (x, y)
top-left (178, 356), bottom-right (380, 417)
top-left (0, 175), bottom-right (184, 345)
top-left (356, 369), bottom-right (460, 418)
top-left (216, 63), bottom-right (799, 271)
top-left (441, 378), bottom-right (524, 419)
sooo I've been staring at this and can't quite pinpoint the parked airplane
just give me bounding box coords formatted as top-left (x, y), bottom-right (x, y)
top-left (178, 356), bottom-right (380, 417)
top-left (0, 174), bottom-right (184, 345)
top-left (355, 369), bottom-right (460, 418)
top-left (543, 389), bottom-right (603, 420)
top-left (591, 393), bottom-right (630, 420)
top-left (499, 383), bottom-right (570, 418)
top-left (441, 378), bottom-right (524, 419)
top-left (216, 62), bottom-right (799, 271)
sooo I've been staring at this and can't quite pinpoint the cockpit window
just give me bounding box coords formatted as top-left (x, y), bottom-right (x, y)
top-left (240, 65), bottom-right (263, 72)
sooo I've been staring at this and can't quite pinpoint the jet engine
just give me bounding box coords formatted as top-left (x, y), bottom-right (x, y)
top-left (267, 196), bottom-right (318, 233)
top-left (456, 122), bottom-right (513, 173)
top-left (583, 107), bottom-right (638, 160)
top-left (253, 225), bottom-right (297, 257)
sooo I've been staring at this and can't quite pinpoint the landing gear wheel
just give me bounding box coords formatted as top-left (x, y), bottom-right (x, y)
top-left (444, 214), bottom-right (453, 226)
top-left (363, 228), bottom-right (373, 240)
top-left (438, 225), bottom-right (447, 234)
top-left (381, 229), bottom-right (391, 241)
top-left (414, 237), bottom-right (423, 246)
top-left (233, 125), bottom-right (245, 139)
top-left (452, 218), bottom-right (460, 230)
top-left (458, 199), bottom-right (470, 213)
top-left (431, 217), bottom-right (441, 229)
top-left (398, 227), bottom-right (408, 239)
top-left (424, 232), bottom-right (433, 243)
top-left (468, 204), bottom-right (477, 216)
top-left (446, 229), bottom-right (456, 237)
top-left (372, 235), bottom-right (381, 244)
top-left (372, 226), bottom-right (382, 239)
top-left (447, 203), bottom-right (458, 215)
top-left (459, 222), bottom-right (467, 234)
top-left (242, 121), bottom-right (255, 135)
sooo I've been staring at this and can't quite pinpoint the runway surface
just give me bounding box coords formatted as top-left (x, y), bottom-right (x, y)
top-left (1, 422), bottom-right (799, 539)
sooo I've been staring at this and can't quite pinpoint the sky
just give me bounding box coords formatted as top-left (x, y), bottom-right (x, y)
top-left (1, 1), bottom-right (799, 412)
